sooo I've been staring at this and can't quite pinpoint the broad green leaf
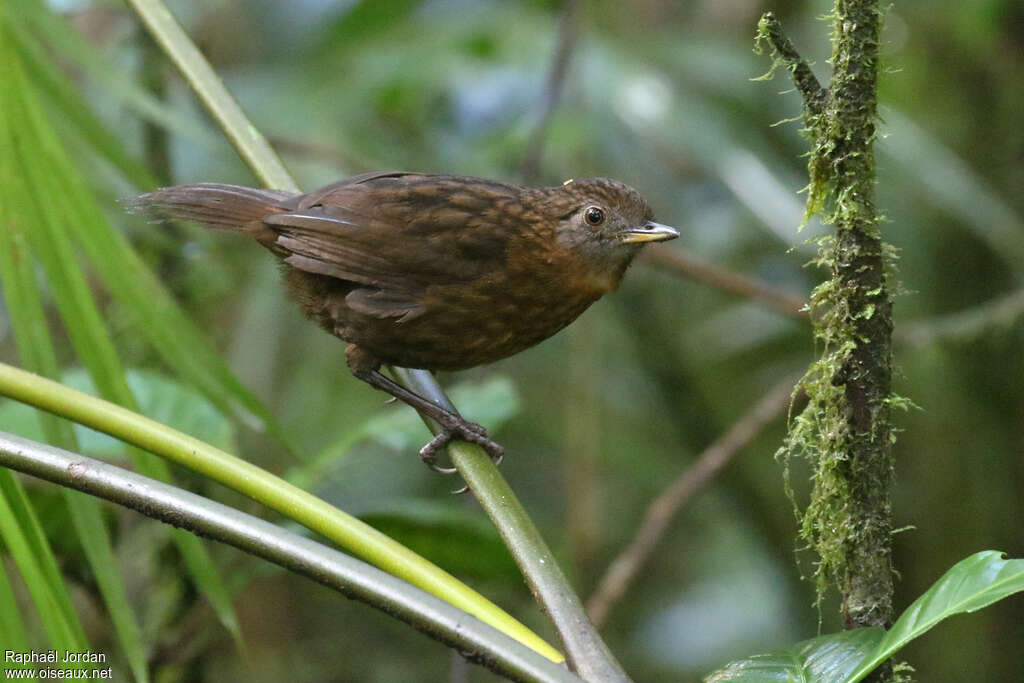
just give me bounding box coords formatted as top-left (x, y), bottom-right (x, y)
top-left (705, 628), bottom-right (883, 683)
top-left (846, 550), bottom-right (1024, 682)
top-left (361, 376), bottom-right (520, 450)
top-left (63, 368), bottom-right (236, 455)
top-left (325, 0), bottom-right (424, 47)
top-left (117, 368), bottom-right (237, 453)
top-left (705, 551), bottom-right (1024, 683)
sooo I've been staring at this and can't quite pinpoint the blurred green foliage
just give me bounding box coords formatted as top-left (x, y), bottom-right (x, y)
top-left (0, 0), bottom-right (1021, 681)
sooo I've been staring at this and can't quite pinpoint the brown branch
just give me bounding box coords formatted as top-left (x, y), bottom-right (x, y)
top-left (520, 0), bottom-right (580, 183)
top-left (639, 247), bottom-right (809, 319)
top-left (585, 376), bottom-right (800, 629)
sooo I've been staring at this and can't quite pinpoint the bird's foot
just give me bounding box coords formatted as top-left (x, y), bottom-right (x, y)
top-left (418, 415), bottom-right (505, 476)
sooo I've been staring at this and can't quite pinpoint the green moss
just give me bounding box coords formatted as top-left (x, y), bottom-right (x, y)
top-left (760, 2), bottom-right (899, 637)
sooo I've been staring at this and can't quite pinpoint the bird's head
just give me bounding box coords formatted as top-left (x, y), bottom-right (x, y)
top-left (530, 177), bottom-right (678, 286)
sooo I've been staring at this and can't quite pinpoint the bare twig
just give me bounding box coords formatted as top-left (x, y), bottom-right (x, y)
top-left (639, 247), bottom-right (809, 319)
top-left (520, 0), bottom-right (580, 183)
top-left (586, 376), bottom-right (799, 628)
top-left (643, 243), bottom-right (1024, 342)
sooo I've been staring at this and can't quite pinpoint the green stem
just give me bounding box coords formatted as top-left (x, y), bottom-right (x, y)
top-left (0, 362), bottom-right (561, 663)
top-left (124, 1), bottom-right (622, 677)
top-left (0, 431), bottom-right (579, 683)
top-left (124, 0), bottom-right (295, 191)
top-left (393, 369), bottom-right (630, 682)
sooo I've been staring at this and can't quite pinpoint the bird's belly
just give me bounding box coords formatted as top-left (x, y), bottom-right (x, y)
top-left (342, 287), bottom-right (600, 371)
top-left (288, 267), bottom-right (607, 371)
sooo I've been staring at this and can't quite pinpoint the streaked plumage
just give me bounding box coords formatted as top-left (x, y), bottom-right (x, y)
top-left (127, 171), bottom-right (678, 464)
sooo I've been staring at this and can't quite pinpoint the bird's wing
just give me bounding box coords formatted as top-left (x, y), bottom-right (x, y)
top-left (262, 175), bottom-right (518, 319)
top-left (264, 208), bottom-right (413, 288)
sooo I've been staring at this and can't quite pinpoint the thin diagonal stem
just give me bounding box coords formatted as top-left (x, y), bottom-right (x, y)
top-left (520, 0), bottom-right (580, 183)
top-left (125, 0), bottom-right (295, 191)
top-left (586, 376), bottom-right (797, 628)
top-left (125, 1), bottom-right (625, 677)
top-left (639, 247), bottom-right (808, 319)
top-left (392, 368), bottom-right (631, 682)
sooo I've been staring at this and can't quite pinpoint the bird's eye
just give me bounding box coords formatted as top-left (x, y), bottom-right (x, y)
top-left (584, 206), bottom-right (605, 226)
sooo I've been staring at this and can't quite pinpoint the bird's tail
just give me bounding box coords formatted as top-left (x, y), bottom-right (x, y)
top-left (123, 183), bottom-right (297, 233)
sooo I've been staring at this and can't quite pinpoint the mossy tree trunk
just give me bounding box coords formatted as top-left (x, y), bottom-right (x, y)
top-left (758, 0), bottom-right (898, 669)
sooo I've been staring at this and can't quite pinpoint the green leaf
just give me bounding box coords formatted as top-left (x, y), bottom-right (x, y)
top-left (705, 551), bottom-right (1024, 683)
top-left (0, 564), bottom-right (31, 664)
top-left (846, 550), bottom-right (1024, 682)
top-left (0, 181), bottom-right (166, 681)
top-left (8, 25), bottom-right (159, 190)
top-left (364, 376), bottom-right (521, 450)
top-left (0, 39), bottom-right (148, 679)
top-left (14, 0), bottom-right (216, 150)
top-left (0, 15), bottom-right (91, 659)
top-left (0, 472), bottom-right (87, 658)
top-left (705, 628), bottom-right (883, 683)
top-left (881, 111), bottom-right (1024, 273)
top-left (64, 493), bottom-right (150, 683)
top-left (11, 0), bottom-right (291, 451)
top-left (325, 0), bottom-right (424, 48)
top-left (70, 368), bottom-right (237, 455)
top-left (2, 23), bottom-right (243, 650)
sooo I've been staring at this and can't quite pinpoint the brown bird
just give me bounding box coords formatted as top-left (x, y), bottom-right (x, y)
top-left (127, 171), bottom-right (678, 469)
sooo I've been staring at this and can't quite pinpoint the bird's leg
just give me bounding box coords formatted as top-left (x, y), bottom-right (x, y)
top-left (353, 368), bottom-right (506, 471)
top-left (345, 345), bottom-right (504, 473)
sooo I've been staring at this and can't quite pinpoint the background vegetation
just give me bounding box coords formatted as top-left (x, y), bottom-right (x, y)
top-left (0, 0), bottom-right (1021, 681)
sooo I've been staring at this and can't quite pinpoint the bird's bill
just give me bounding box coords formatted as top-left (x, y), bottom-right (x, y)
top-left (617, 221), bottom-right (680, 244)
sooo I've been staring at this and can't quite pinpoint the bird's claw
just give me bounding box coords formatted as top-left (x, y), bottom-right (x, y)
top-left (417, 417), bottom-right (505, 479)
top-left (418, 433), bottom-right (458, 474)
